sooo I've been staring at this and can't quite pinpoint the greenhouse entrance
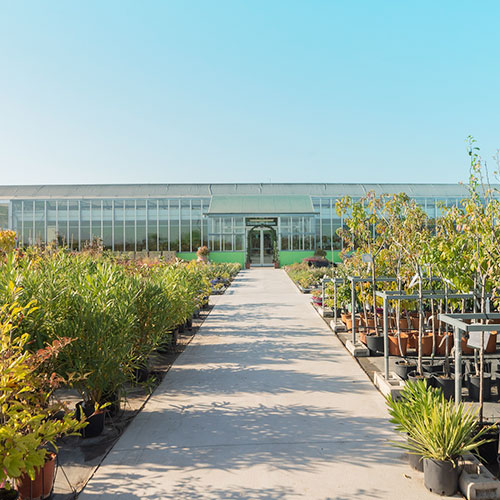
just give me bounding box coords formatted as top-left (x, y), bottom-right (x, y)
top-left (248, 227), bottom-right (274, 266)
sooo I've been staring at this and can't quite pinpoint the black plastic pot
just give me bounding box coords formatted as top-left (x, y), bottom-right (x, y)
top-left (422, 360), bottom-right (444, 373)
top-left (423, 458), bottom-right (459, 496)
top-left (101, 391), bottom-right (121, 418)
top-left (76, 401), bottom-right (105, 438)
top-left (475, 425), bottom-right (499, 467)
top-left (407, 370), bottom-right (427, 385)
top-left (365, 334), bottom-right (384, 356)
top-left (407, 452), bottom-right (424, 472)
top-left (495, 370), bottom-right (500, 399)
top-left (468, 374), bottom-right (492, 402)
top-left (134, 364), bottom-right (150, 383)
top-left (433, 374), bottom-right (455, 400)
top-left (394, 360), bottom-right (417, 380)
top-left (0, 489), bottom-right (19, 500)
top-left (406, 370), bottom-right (436, 387)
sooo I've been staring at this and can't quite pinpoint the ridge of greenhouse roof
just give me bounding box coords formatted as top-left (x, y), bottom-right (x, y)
top-left (0, 183), bottom-right (494, 200)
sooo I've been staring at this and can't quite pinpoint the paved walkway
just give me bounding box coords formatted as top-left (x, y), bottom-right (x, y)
top-left (79, 269), bottom-right (441, 500)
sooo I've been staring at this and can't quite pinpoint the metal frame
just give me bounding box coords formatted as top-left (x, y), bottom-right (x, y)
top-left (439, 312), bottom-right (500, 402)
top-left (376, 290), bottom-right (478, 384)
top-left (321, 277), bottom-right (346, 324)
top-left (348, 277), bottom-right (398, 344)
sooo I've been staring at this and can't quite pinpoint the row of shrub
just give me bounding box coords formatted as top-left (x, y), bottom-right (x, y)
top-left (284, 262), bottom-right (333, 289)
top-left (1, 247), bottom-right (241, 408)
top-left (0, 244), bottom-right (241, 493)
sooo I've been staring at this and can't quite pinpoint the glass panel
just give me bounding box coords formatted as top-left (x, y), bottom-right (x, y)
top-left (68, 201), bottom-right (79, 250)
top-left (222, 234), bottom-right (233, 251)
top-left (125, 201), bottom-right (135, 251)
top-left (34, 201), bottom-right (45, 245)
top-left (249, 230), bottom-right (260, 264)
top-left (136, 200), bottom-right (146, 251)
top-left (91, 200), bottom-right (102, 241)
top-left (159, 200), bottom-right (168, 251)
top-left (170, 200), bottom-right (179, 252)
top-left (103, 200), bottom-right (112, 250)
top-left (80, 201), bottom-right (90, 247)
top-left (263, 230), bottom-right (273, 264)
top-left (210, 234), bottom-right (220, 251)
top-left (202, 218), bottom-right (208, 247)
top-left (181, 220), bottom-right (191, 251)
top-left (46, 201), bottom-right (56, 244)
top-left (281, 233), bottom-right (290, 250)
top-left (234, 234), bottom-right (244, 251)
top-left (12, 201), bottom-right (21, 244)
top-left (148, 200), bottom-right (158, 252)
top-left (223, 218), bottom-right (232, 233)
top-left (114, 201), bottom-right (124, 252)
top-left (23, 201), bottom-right (34, 246)
top-left (57, 200), bottom-right (68, 246)
top-left (192, 219), bottom-right (201, 251)
top-left (0, 203), bottom-right (7, 230)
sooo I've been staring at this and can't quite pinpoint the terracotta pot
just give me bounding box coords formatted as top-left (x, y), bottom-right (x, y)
top-left (399, 317), bottom-right (411, 330)
top-left (388, 333), bottom-right (408, 356)
top-left (410, 333), bottom-right (433, 356)
top-left (431, 332), bottom-right (454, 356)
top-left (17, 452), bottom-right (56, 500)
top-left (341, 314), bottom-right (360, 330)
top-left (359, 330), bottom-right (367, 345)
top-left (407, 330), bottom-right (418, 349)
top-left (361, 315), bottom-right (375, 328)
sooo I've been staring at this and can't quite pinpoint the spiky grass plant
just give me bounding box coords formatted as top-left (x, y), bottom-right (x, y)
top-left (386, 380), bottom-right (495, 462)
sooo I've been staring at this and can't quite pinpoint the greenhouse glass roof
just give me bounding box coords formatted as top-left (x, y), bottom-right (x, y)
top-left (206, 195), bottom-right (316, 216)
top-left (0, 183), bottom-right (487, 200)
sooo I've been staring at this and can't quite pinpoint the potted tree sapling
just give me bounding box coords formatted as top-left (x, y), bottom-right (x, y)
top-left (336, 192), bottom-right (391, 354)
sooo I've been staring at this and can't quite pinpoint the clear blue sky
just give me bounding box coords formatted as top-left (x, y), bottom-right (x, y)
top-left (1, 1), bottom-right (499, 185)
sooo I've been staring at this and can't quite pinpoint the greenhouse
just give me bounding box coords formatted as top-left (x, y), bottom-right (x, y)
top-left (0, 182), bottom-right (476, 265)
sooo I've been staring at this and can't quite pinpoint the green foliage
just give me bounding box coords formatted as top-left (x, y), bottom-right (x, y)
top-left (313, 248), bottom-right (327, 258)
top-left (284, 262), bottom-right (331, 289)
top-left (0, 250), bottom-right (220, 405)
top-left (0, 301), bottom-right (85, 488)
top-left (386, 381), bottom-right (495, 462)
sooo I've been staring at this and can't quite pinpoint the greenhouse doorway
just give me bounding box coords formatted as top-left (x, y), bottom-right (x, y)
top-left (248, 227), bottom-right (274, 266)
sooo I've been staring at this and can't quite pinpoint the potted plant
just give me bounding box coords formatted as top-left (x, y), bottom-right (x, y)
top-left (386, 381), bottom-right (494, 496)
top-left (0, 301), bottom-right (85, 498)
top-left (303, 248), bottom-right (329, 268)
top-left (196, 245), bottom-right (210, 263)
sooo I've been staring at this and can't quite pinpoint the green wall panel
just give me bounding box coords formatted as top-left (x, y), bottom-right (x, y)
top-left (279, 250), bottom-right (341, 265)
top-left (209, 252), bottom-right (245, 265)
top-left (177, 251), bottom-right (245, 265)
top-left (279, 251), bottom-right (315, 265)
top-left (326, 251), bottom-right (342, 263)
top-left (176, 252), bottom-right (197, 261)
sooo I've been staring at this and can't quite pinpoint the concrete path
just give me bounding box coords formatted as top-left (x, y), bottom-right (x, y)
top-left (79, 269), bottom-right (442, 500)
